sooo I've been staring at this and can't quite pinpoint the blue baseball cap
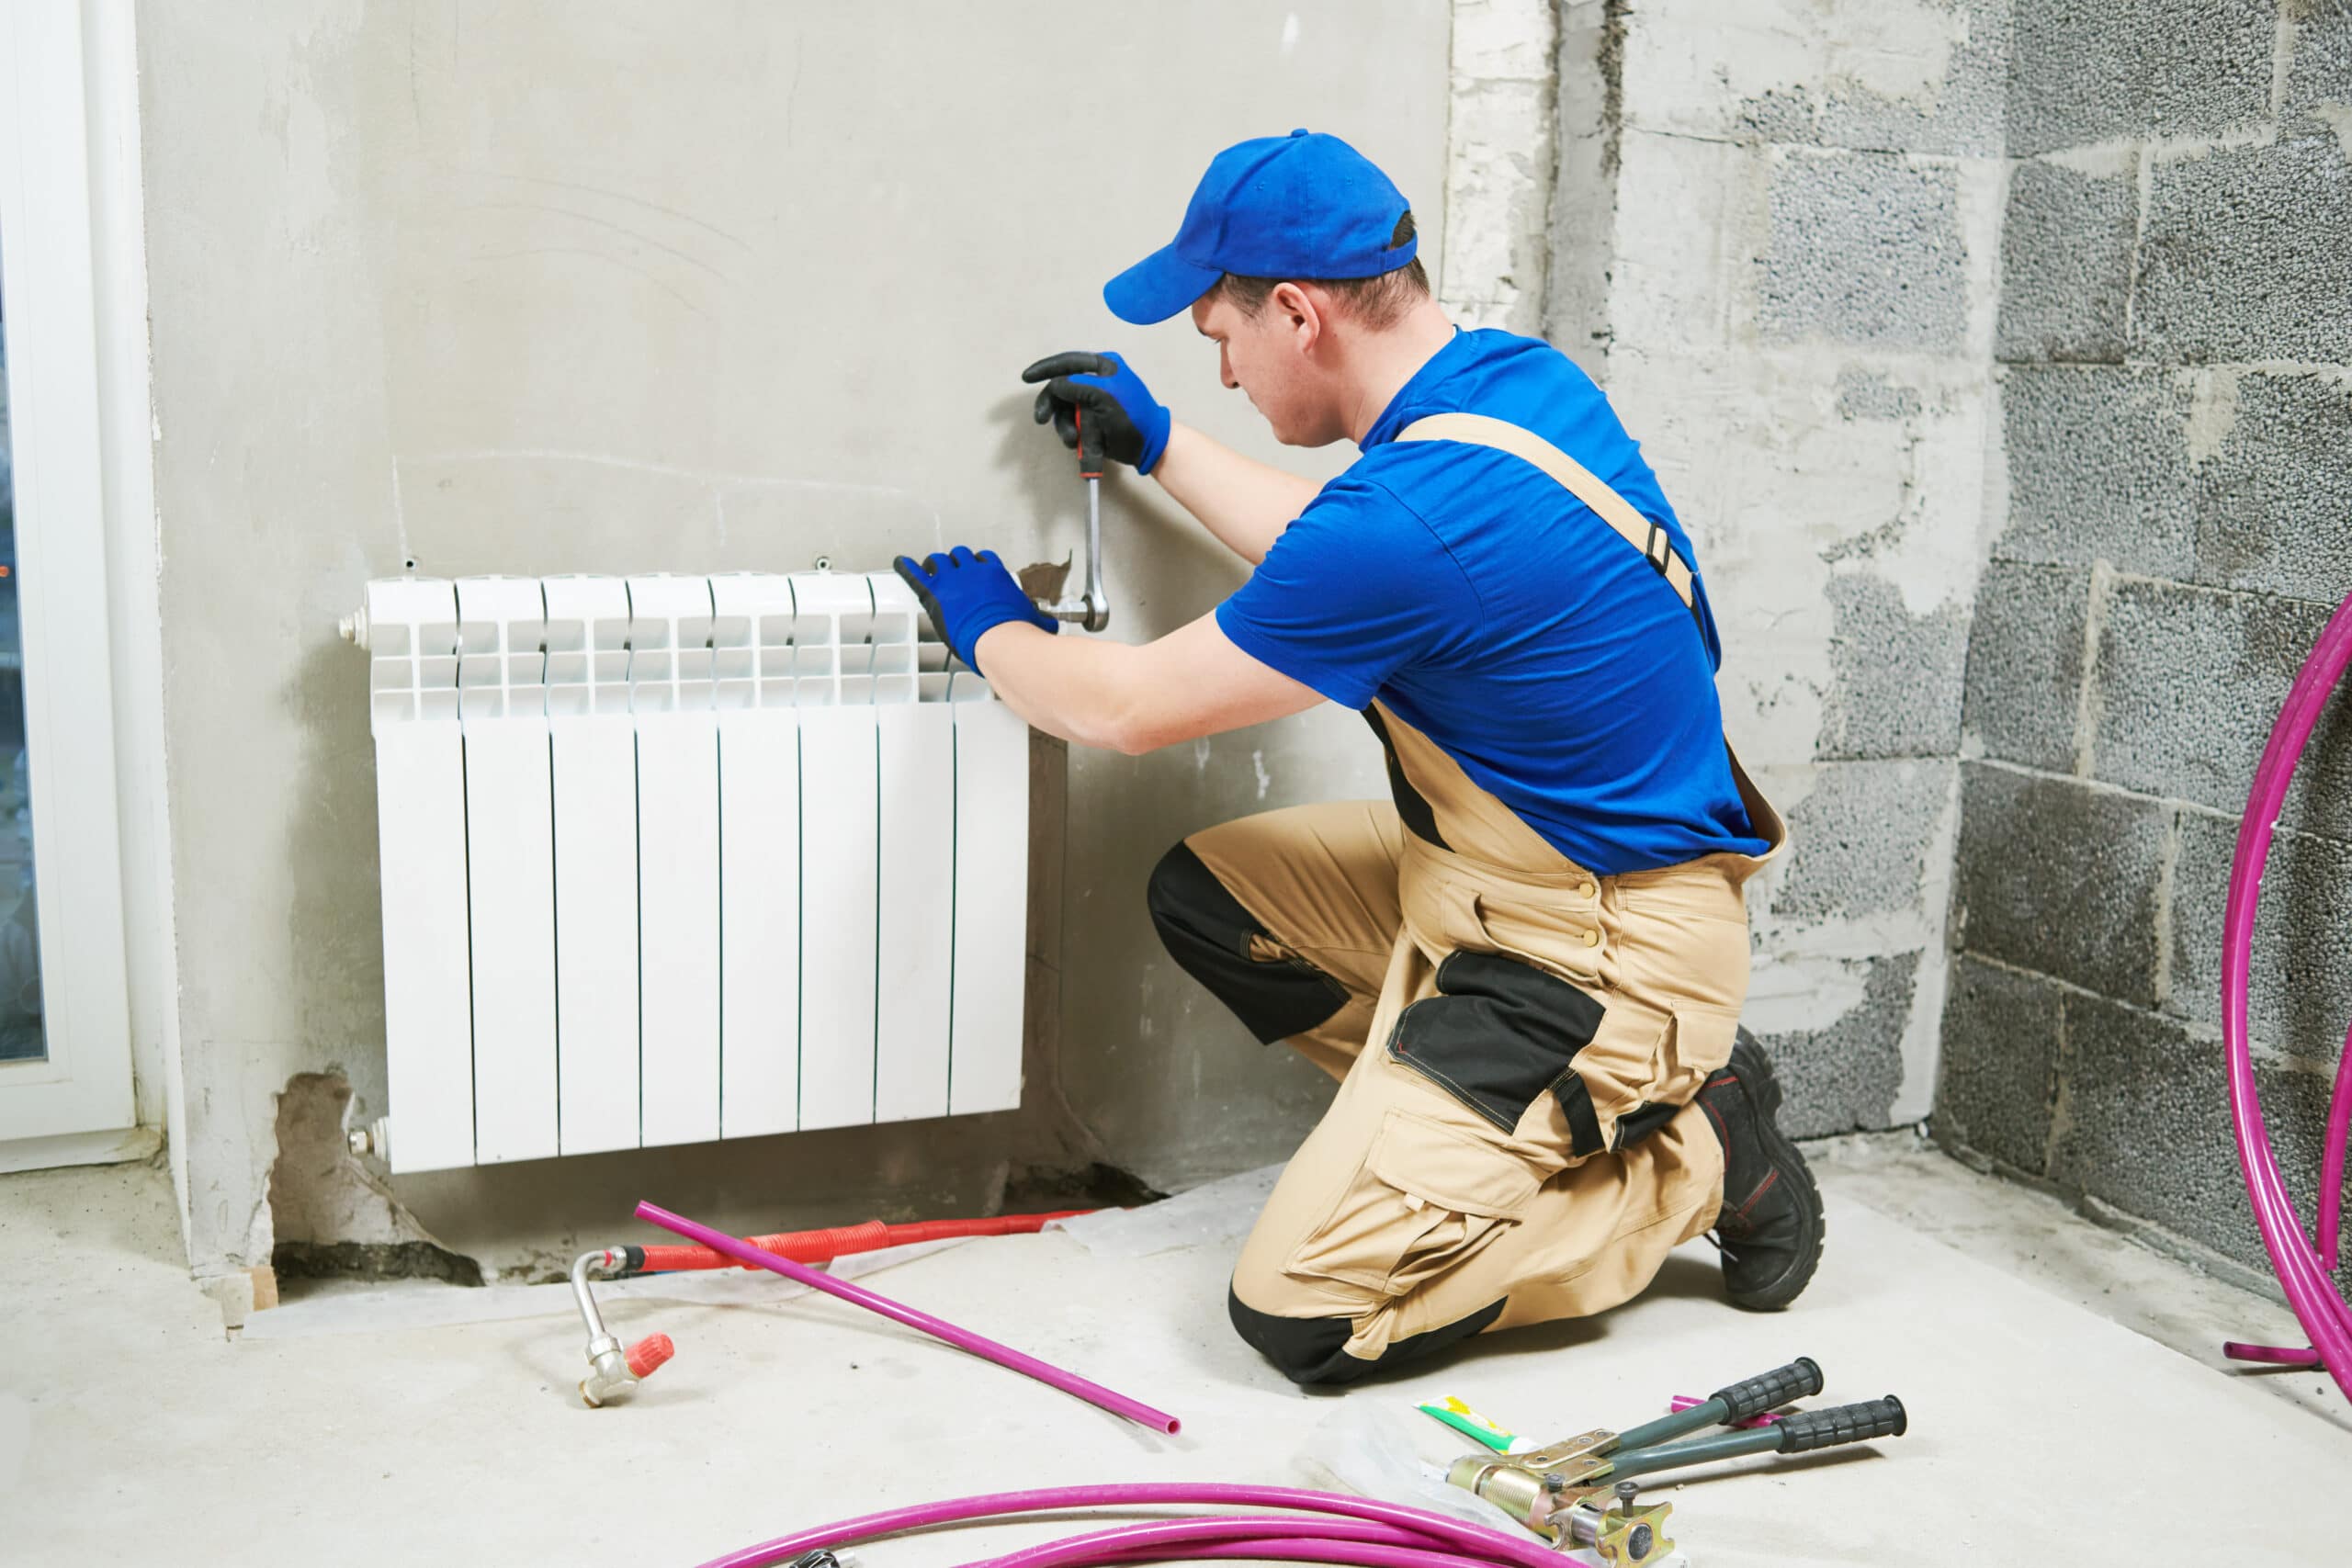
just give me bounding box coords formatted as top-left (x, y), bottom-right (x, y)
top-left (1102, 130), bottom-right (1418, 325)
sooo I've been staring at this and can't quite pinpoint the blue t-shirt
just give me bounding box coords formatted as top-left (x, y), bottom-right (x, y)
top-left (1216, 328), bottom-right (1766, 875)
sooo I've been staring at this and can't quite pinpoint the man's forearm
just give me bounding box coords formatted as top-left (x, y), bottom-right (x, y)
top-left (969, 623), bottom-right (1154, 753)
top-left (1151, 422), bottom-right (1318, 565)
top-left (968, 611), bottom-right (1324, 758)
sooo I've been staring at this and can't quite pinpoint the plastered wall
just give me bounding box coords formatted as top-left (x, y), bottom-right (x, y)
top-left (135, 0), bottom-right (1448, 1283)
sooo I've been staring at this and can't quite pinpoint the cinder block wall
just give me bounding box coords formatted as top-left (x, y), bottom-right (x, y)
top-left (1566, 0), bottom-right (2013, 1140)
top-left (1936, 1), bottom-right (2352, 1288)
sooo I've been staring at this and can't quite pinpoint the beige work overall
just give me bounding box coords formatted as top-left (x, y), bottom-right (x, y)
top-left (1164, 415), bottom-right (1787, 1383)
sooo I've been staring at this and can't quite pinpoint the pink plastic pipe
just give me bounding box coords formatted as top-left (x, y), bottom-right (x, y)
top-left (2222, 592), bottom-right (2352, 1400)
top-left (691, 1483), bottom-right (1567, 1568)
top-left (1096, 1544), bottom-right (1504, 1568)
top-left (971, 1517), bottom-right (1496, 1568)
top-left (635, 1201), bottom-right (1180, 1435)
top-left (2317, 1018), bottom-right (2352, 1271)
top-left (1668, 1393), bottom-right (1781, 1427)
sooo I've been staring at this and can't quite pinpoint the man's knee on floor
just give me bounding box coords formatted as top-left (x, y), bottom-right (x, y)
top-left (1227, 1281), bottom-right (1366, 1386)
top-left (1227, 1272), bottom-right (1510, 1388)
top-left (1146, 840), bottom-right (1346, 1044)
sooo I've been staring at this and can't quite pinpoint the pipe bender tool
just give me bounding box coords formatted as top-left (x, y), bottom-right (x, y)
top-left (1445, 1358), bottom-right (1907, 1565)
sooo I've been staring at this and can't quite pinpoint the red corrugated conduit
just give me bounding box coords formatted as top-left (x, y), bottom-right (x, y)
top-left (632, 1210), bottom-right (1091, 1273)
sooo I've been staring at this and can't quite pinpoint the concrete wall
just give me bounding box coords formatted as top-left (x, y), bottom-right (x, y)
top-left (135, 0), bottom-right (1449, 1283)
top-left (1558, 0), bottom-right (2012, 1137)
top-left (1937, 1), bottom-right (2352, 1288)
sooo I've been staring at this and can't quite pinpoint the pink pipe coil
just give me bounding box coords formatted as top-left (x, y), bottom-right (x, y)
top-left (2222, 1341), bottom-right (2324, 1368)
top-left (969, 1517), bottom-right (1497, 1568)
top-left (1097, 1544), bottom-right (1504, 1568)
top-left (692, 1483), bottom-right (1568, 1568)
top-left (2318, 1019), bottom-right (2352, 1271)
top-left (633, 1201), bottom-right (1181, 1435)
top-left (2223, 592), bottom-right (2352, 1401)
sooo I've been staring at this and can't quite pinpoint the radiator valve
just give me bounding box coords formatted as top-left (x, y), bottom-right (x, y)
top-left (346, 1116), bottom-right (391, 1161)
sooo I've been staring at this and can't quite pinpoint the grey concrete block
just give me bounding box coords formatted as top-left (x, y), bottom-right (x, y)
top-left (1758, 152), bottom-right (1966, 350)
top-left (1997, 367), bottom-right (2195, 577)
top-left (1952, 764), bottom-right (2169, 1004)
top-left (2285, 0), bottom-right (2352, 112)
top-left (2135, 132), bottom-right (2352, 364)
top-left (1995, 161), bottom-right (2136, 363)
top-left (1759, 951), bottom-right (1918, 1138)
top-left (1962, 560), bottom-right (2090, 773)
top-left (2051, 993), bottom-right (2348, 1279)
top-left (1736, 87), bottom-right (1819, 145)
top-left (2168, 813), bottom-right (2352, 1066)
top-left (1773, 760), bottom-right (1954, 923)
top-left (1818, 0), bottom-right (2011, 158)
top-left (2193, 372), bottom-right (2352, 604)
top-left (1933, 955), bottom-right (2064, 1174)
top-left (1836, 370), bottom-right (1922, 422)
top-left (1817, 574), bottom-right (1968, 761)
top-left (2089, 580), bottom-right (2352, 840)
top-left (2007, 0), bottom-right (2274, 156)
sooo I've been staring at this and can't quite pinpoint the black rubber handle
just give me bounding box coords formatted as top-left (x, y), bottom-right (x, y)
top-left (1775, 1395), bottom-right (1907, 1454)
top-left (1711, 1357), bottom-right (1824, 1423)
top-left (1079, 406), bottom-right (1106, 479)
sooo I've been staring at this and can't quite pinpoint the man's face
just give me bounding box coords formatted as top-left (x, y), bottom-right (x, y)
top-left (1190, 289), bottom-right (1343, 447)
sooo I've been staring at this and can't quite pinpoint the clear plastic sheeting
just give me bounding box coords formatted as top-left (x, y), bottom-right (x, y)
top-left (1045, 1164), bottom-right (1283, 1259)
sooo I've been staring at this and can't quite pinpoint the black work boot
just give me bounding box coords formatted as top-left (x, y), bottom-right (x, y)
top-left (1695, 1028), bottom-right (1826, 1310)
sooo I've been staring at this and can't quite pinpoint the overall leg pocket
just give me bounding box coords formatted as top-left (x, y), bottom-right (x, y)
top-left (1385, 950), bottom-right (1608, 1138)
top-left (1287, 1111), bottom-right (1541, 1294)
top-left (1606, 1004), bottom-right (1745, 1151)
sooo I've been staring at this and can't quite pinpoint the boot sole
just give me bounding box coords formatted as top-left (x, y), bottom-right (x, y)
top-left (1723, 1031), bottom-right (1826, 1312)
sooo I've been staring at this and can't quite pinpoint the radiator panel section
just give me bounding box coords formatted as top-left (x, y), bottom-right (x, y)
top-left (358, 571), bottom-right (1026, 1172)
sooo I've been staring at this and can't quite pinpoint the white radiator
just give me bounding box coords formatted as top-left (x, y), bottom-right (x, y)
top-left (349, 571), bottom-right (1028, 1175)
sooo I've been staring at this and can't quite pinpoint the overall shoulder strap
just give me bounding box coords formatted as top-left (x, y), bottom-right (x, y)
top-left (1396, 411), bottom-right (1696, 613)
top-left (1396, 414), bottom-right (1783, 858)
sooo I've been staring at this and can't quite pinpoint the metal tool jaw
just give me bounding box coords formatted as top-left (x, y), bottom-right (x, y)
top-left (1036, 411), bottom-right (1111, 633)
top-left (1446, 1434), bottom-right (1675, 1566)
top-left (1036, 475), bottom-right (1110, 632)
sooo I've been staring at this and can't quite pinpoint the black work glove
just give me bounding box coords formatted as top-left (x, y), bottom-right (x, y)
top-left (1021, 351), bottom-right (1172, 474)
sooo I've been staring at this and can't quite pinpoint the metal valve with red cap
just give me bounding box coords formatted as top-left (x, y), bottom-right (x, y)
top-left (571, 1247), bottom-right (676, 1407)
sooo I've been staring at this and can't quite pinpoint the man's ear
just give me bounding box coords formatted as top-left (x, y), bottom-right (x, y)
top-left (1270, 280), bottom-right (1321, 351)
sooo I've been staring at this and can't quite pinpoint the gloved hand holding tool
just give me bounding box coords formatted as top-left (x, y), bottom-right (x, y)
top-left (890, 353), bottom-right (1162, 660)
top-left (1024, 350), bottom-right (1153, 633)
top-left (1022, 350), bottom-right (1171, 475)
top-left (891, 545), bottom-right (1057, 676)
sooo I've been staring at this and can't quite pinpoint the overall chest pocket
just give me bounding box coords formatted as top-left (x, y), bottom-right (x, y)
top-left (1287, 1111), bottom-right (1542, 1294)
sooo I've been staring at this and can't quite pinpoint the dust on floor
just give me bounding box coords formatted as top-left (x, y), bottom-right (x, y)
top-left (4, 1139), bottom-right (2343, 1565)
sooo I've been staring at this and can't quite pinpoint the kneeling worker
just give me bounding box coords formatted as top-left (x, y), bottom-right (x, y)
top-left (895, 130), bottom-right (1824, 1386)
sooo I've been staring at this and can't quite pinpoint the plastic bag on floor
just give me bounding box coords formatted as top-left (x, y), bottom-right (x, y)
top-left (1044, 1163), bottom-right (1282, 1258)
top-left (1291, 1399), bottom-right (1688, 1568)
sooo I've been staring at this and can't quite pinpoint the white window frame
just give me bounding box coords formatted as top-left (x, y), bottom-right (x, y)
top-left (0, 0), bottom-right (138, 1143)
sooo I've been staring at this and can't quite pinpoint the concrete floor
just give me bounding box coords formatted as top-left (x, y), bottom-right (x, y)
top-left (5, 1137), bottom-right (2345, 1566)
